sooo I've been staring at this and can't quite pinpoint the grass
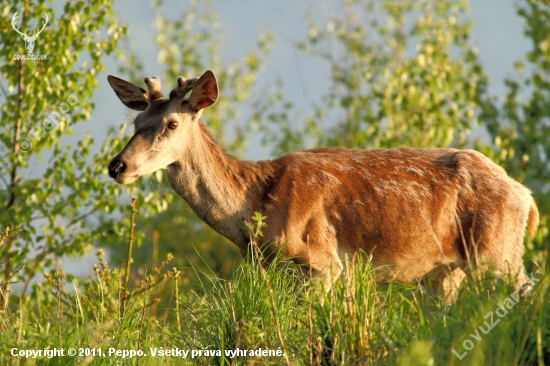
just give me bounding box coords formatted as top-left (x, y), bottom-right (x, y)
top-left (0, 250), bottom-right (549, 365)
top-left (1, 209), bottom-right (549, 365)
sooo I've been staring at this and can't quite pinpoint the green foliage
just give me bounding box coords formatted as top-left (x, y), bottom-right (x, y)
top-left (2, 254), bottom-right (547, 365)
top-left (179, 258), bottom-right (303, 365)
top-left (0, 252), bottom-right (178, 366)
top-left (245, 211), bottom-right (268, 240)
top-left (0, 0), bottom-right (126, 309)
top-left (258, 0), bottom-right (488, 155)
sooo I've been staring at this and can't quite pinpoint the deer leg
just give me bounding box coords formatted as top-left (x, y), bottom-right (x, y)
top-left (472, 212), bottom-right (529, 295)
top-left (303, 249), bottom-right (343, 304)
top-left (317, 257), bottom-right (344, 292)
top-left (439, 266), bottom-right (466, 305)
top-left (491, 254), bottom-right (529, 294)
top-left (423, 264), bottom-right (466, 305)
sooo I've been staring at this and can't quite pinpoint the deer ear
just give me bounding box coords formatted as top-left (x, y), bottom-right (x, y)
top-left (107, 75), bottom-right (149, 111)
top-left (189, 70), bottom-right (218, 111)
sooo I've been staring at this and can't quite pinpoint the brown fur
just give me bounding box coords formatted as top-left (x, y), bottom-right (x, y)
top-left (107, 70), bottom-right (539, 302)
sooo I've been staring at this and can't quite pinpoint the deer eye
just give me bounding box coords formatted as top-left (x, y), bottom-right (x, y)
top-left (168, 121), bottom-right (178, 129)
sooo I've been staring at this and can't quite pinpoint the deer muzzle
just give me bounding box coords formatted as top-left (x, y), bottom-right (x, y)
top-left (107, 159), bottom-right (126, 178)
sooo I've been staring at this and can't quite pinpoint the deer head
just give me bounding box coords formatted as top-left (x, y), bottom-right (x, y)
top-left (107, 70), bottom-right (218, 184)
top-left (11, 11), bottom-right (49, 54)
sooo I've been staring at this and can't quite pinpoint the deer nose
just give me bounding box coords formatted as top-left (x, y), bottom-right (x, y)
top-left (108, 159), bottom-right (126, 178)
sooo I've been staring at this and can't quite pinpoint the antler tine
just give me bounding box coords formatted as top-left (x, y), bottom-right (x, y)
top-left (11, 11), bottom-right (27, 37)
top-left (169, 76), bottom-right (199, 100)
top-left (34, 14), bottom-right (49, 36)
top-left (144, 76), bottom-right (163, 101)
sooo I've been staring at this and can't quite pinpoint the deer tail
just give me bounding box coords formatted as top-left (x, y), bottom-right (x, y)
top-left (527, 198), bottom-right (539, 237)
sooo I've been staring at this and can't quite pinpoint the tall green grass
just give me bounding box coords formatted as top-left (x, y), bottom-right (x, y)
top-left (1, 249), bottom-right (548, 365)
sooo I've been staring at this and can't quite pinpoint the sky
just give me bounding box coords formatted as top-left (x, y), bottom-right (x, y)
top-left (32, 0), bottom-right (532, 275)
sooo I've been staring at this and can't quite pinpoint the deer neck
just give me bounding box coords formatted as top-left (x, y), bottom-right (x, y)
top-left (165, 122), bottom-right (265, 245)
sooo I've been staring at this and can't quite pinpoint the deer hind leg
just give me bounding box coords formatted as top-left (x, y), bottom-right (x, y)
top-left (467, 210), bottom-right (529, 294)
top-left (473, 248), bottom-right (529, 299)
top-left (487, 240), bottom-right (528, 294)
top-left (424, 264), bottom-right (466, 304)
top-left (440, 266), bottom-right (466, 304)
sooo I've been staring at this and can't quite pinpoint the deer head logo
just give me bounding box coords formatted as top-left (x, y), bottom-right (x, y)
top-left (11, 11), bottom-right (49, 54)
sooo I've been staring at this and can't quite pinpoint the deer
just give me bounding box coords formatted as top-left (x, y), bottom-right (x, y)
top-left (106, 70), bottom-right (539, 302)
top-left (11, 11), bottom-right (49, 54)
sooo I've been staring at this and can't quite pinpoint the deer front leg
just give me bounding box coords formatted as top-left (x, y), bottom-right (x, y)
top-left (304, 250), bottom-right (344, 304)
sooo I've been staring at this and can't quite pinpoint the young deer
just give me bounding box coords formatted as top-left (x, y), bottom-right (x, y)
top-left (107, 70), bottom-right (539, 301)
